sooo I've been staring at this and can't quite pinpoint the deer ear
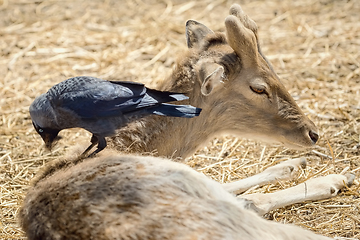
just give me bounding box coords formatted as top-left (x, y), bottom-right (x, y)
top-left (186, 20), bottom-right (214, 49)
top-left (200, 63), bottom-right (224, 96)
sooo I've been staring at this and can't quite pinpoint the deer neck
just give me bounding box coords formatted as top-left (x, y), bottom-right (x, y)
top-left (118, 115), bottom-right (214, 158)
top-left (109, 55), bottom-right (218, 159)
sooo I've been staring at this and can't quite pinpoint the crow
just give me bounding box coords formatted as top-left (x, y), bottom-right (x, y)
top-left (30, 76), bottom-right (202, 157)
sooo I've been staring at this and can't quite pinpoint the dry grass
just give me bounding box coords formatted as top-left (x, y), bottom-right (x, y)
top-left (1, 0), bottom-right (359, 239)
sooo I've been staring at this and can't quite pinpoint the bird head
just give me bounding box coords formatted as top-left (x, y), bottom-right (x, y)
top-left (32, 121), bottom-right (61, 150)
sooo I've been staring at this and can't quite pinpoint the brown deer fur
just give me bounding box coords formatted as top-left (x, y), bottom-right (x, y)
top-left (20, 154), bottom-right (331, 240)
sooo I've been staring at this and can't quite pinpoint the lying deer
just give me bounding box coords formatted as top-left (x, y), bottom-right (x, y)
top-left (20, 4), bottom-right (354, 239)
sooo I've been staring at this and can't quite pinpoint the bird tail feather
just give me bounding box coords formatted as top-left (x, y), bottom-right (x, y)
top-left (146, 89), bottom-right (189, 103)
top-left (149, 103), bottom-right (201, 118)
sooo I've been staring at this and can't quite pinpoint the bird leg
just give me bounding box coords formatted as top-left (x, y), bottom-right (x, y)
top-left (87, 136), bottom-right (107, 158)
top-left (79, 135), bottom-right (99, 159)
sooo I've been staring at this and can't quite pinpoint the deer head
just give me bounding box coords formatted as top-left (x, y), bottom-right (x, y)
top-left (183, 4), bottom-right (318, 149)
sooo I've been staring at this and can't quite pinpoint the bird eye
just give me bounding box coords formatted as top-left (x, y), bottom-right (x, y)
top-left (38, 129), bottom-right (44, 133)
top-left (250, 86), bottom-right (266, 95)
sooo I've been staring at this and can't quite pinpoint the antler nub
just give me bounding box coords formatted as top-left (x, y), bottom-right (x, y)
top-left (229, 4), bottom-right (258, 34)
top-left (225, 15), bottom-right (258, 68)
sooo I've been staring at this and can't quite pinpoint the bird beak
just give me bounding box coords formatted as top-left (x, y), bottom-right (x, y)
top-left (42, 133), bottom-right (54, 150)
top-left (41, 133), bottom-right (60, 150)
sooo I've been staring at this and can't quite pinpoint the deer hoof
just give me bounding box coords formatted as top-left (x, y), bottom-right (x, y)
top-left (345, 172), bottom-right (356, 187)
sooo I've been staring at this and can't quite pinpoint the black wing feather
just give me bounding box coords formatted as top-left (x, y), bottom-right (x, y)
top-left (48, 76), bottom-right (189, 119)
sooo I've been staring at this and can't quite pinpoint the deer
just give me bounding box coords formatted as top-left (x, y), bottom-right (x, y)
top-left (19, 4), bottom-right (354, 239)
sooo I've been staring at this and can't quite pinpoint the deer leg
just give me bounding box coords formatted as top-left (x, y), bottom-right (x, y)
top-left (239, 173), bottom-right (355, 215)
top-left (222, 157), bottom-right (307, 194)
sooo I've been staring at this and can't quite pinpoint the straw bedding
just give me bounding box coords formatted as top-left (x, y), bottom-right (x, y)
top-left (0, 0), bottom-right (359, 239)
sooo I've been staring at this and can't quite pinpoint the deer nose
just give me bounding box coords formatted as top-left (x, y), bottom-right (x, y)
top-left (309, 130), bottom-right (319, 144)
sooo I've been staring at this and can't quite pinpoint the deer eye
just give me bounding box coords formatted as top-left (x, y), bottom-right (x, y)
top-left (250, 86), bottom-right (267, 95)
